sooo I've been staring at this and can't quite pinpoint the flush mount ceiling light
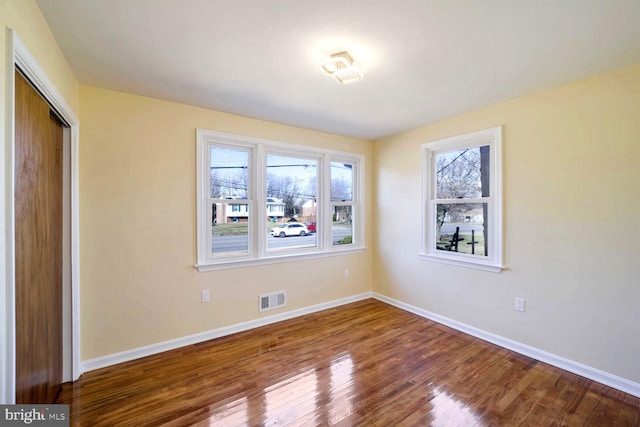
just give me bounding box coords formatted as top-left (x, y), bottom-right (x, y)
top-left (322, 51), bottom-right (363, 84)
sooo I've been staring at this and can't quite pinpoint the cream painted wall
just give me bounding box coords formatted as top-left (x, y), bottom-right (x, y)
top-left (373, 63), bottom-right (640, 383)
top-left (1, 0), bottom-right (80, 112)
top-left (79, 86), bottom-right (373, 360)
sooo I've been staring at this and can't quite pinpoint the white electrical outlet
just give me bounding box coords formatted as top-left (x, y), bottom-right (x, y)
top-left (344, 269), bottom-right (350, 278)
top-left (201, 290), bottom-right (210, 303)
top-left (515, 297), bottom-right (525, 312)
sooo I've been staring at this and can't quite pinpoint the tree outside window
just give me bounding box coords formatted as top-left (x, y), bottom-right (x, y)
top-left (421, 126), bottom-right (503, 272)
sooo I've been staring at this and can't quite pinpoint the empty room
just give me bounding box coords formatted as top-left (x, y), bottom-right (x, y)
top-left (1, 0), bottom-right (640, 425)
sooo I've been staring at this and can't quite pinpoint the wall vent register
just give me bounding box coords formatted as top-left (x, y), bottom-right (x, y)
top-left (260, 291), bottom-right (286, 312)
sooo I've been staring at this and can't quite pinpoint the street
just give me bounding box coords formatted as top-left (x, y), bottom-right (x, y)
top-left (212, 227), bottom-right (352, 253)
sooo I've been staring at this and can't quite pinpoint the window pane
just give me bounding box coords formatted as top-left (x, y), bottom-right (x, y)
top-left (435, 203), bottom-right (487, 256)
top-left (266, 154), bottom-right (317, 250)
top-left (212, 202), bottom-right (249, 254)
top-left (210, 146), bottom-right (248, 198)
top-left (331, 162), bottom-right (353, 202)
top-left (436, 146), bottom-right (490, 199)
top-left (333, 205), bottom-right (353, 246)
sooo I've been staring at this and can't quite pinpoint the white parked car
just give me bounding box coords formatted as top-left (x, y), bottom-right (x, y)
top-left (271, 222), bottom-right (309, 237)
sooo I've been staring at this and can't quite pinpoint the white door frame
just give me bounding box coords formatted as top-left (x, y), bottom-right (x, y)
top-left (1, 29), bottom-right (81, 404)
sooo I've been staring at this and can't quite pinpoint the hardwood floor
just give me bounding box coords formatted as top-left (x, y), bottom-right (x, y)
top-left (57, 299), bottom-right (640, 426)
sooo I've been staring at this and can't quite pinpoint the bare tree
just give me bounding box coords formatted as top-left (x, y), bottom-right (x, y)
top-left (306, 176), bottom-right (316, 199)
top-left (267, 174), bottom-right (301, 217)
top-left (435, 146), bottom-right (490, 254)
top-left (331, 176), bottom-right (352, 201)
top-left (210, 170), bottom-right (222, 198)
top-left (436, 148), bottom-right (481, 198)
top-left (230, 170), bottom-right (248, 198)
top-left (210, 168), bottom-right (248, 198)
top-left (436, 148), bottom-right (480, 228)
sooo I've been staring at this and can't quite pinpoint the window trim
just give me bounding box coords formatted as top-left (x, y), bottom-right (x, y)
top-left (329, 158), bottom-right (358, 247)
top-left (419, 126), bottom-right (504, 272)
top-left (195, 129), bottom-right (365, 271)
top-left (263, 149), bottom-right (322, 255)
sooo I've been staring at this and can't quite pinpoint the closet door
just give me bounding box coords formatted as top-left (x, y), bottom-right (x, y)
top-left (14, 70), bottom-right (64, 403)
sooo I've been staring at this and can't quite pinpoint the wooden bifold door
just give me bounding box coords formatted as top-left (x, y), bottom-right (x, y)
top-left (14, 70), bottom-right (64, 403)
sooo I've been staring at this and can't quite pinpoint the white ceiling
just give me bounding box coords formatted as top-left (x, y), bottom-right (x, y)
top-left (37, 0), bottom-right (640, 140)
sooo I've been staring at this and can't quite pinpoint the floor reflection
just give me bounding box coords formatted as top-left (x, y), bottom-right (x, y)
top-left (201, 345), bottom-right (482, 426)
top-left (263, 368), bottom-right (318, 425)
top-left (328, 353), bottom-right (356, 424)
top-left (429, 386), bottom-right (482, 426)
top-left (204, 352), bottom-right (359, 426)
top-left (208, 396), bottom-right (248, 426)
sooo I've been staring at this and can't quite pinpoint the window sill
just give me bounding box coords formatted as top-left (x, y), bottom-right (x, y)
top-left (418, 252), bottom-right (504, 273)
top-left (196, 247), bottom-right (366, 272)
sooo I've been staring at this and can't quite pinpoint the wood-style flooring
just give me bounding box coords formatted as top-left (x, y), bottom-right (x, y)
top-left (57, 299), bottom-right (640, 426)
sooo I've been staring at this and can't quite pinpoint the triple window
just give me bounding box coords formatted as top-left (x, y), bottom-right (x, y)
top-left (196, 130), bottom-right (364, 271)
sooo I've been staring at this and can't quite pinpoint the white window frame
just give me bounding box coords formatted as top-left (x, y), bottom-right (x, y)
top-left (329, 158), bottom-right (358, 247)
top-left (263, 148), bottom-right (322, 255)
top-left (420, 126), bottom-right (504, 272)
top-left (196, 129), bottom-right (365, 271)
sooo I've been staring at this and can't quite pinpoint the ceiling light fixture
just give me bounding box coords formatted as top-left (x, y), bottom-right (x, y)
top-left (322, 51), bottom-right (363, 84)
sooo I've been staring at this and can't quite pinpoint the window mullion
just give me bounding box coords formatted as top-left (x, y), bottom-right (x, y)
top-left (196, 139), bottom-right (208, 264)
top-left (428, 199), bottom-right (438, 253)
top-left (206, 198), bottom-right (214, 261)
top-left (320, 154), bottom-right (331, 250)
top-left (354, 161), bottom-right (362, 245)
top-left (254, 144), bottom-right (265, 258)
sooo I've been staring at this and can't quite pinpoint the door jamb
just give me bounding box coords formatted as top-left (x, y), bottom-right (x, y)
top-left (2, 29), bottom-right (81, 403)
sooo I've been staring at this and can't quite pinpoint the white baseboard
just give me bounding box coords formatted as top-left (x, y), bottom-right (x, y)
top-left (372, 293), bottom-right (640, 398)
top-left (81, 291), bottom-right (639, 399)
top-left (81, 292), bottom-right (373, 374)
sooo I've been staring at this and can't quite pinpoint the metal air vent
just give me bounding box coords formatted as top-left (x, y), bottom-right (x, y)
top-left (259, 291), bottom-right (286, 312)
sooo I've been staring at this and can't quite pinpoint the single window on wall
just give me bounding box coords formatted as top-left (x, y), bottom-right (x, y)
top-left (420, 126), bottom-right (503, 272)
top-left (196, 129), bottom-right (365, 271)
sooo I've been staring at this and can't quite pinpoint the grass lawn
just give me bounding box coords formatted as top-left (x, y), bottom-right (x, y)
top-left (212, 222), bottom-right (249, 237)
